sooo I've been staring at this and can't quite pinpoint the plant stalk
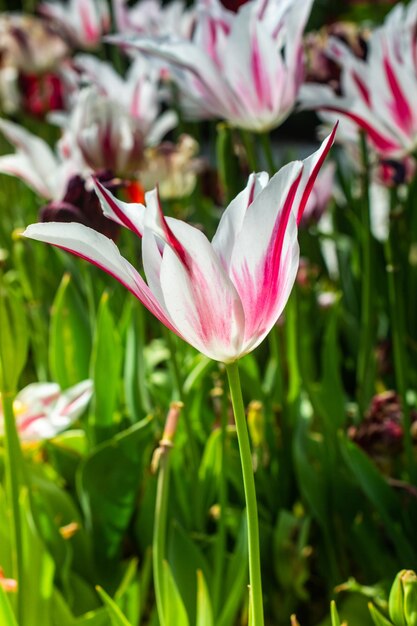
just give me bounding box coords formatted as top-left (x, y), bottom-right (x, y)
top-left (225, 361), bottom-right (264, 626)
top-left (357, 133), bottom-right (375, 413)
top-left (1, 392), bottom-right (24, 624)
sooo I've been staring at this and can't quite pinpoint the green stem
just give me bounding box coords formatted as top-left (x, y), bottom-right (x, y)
top-left (164, 330), bottom-right (199, 470)
top-left (212, 386), bottom-right (229, 615)
top-left (225, 361), bottom-right (264, 626)
top-left (259, 132), bottom-right (276, 174)
top-left (357, 133), bottom-right (375, 413)
top-left (285, 292), bottom-right (301, 408)
top-left (384, 225), bottom-right (413, 474)
top-left (240, 130), bottom-right (258, 172)
top-left (153, 445), bottom-right (172, 626)
top-left (1, 392), bottom-right (24, 625)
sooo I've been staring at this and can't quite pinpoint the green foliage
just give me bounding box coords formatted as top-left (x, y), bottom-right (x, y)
top-left (49, 273), bottom-right (91, 389)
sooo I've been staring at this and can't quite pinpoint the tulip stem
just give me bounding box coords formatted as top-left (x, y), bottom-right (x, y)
top-left (357, 132), bottom-right (375, 413)
top-left (384, 193), bottom-right (413, 474)
top-left (240, 130), bottom-right (258, 172)
top-left (152, 442), bottom-right (172, 626)
top-left (225, 361), bottom-right (264, 626)
top-left (1, 392), bottom-right (24, 625)
top-left (259, 132), bottom-right (276, 174)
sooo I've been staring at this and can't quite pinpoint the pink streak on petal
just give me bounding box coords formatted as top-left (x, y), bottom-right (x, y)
top-left (79, 0), bottom-right (99, 44)
top-left (154, 188), bottom-right (190, 268)
top-left (94, 179), bottom-right (143, 237)
top-left (18, 413), bottom-right (45, 433)
top-left (383, 55), bottom-right (413, 133)
top-left (352, 72), bottom-right (371, 106)
top-left (233, 171), bottom-right (301, 341)
top-left (321, 107), bottom-right (400, 154)
top-left (296, 122), bottom-right (337, 224)
top-left (56, 243), bottom-right (180, 336)
top-left (251, 31), bottom-right (271, 109)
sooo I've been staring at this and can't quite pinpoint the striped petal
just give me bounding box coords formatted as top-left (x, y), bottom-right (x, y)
top-left (93, 178), bottom-right (145, 236)
top-left (23, 222), bottom-right (178, 335)
top-left (143, 190), bottom-right (245, 361)
top-left (212, 172), bottom-right (269, 272)
top-left (228, 160), bottom-right (303, 349)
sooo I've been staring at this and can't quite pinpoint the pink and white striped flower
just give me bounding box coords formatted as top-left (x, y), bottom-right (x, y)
top-left (300, 0), bottom-right (417, 159)
top-left (113, 0), bottom-right (195, 40)
top-left (23, 129), bottom-right (335, 363)
top-left (0, 118), bottom-right (76, 200)
top-left (39, 0), bottom-right (110, 50)
top-left (110, 0), bottom-right (313, 131)
top-left (0, 380), bottom-right (93, 442)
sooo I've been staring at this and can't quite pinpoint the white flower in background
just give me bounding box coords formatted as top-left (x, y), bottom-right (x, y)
top-left (110, 0), bottom-right (313, 131)
top-left (113, 0), bottom-right (195, 40)
top-left (39, 0), bottom-right (110, 49)
top-left (57, 81), bottom-right (177, 176)
top-left (300, 0), bottom-right (417, 159)
top-left (70, 55), bottom-right (177, 140)
top-left (0, 118), bottom-right (76, 200)
top-left (0, 380), bottom-right (93, 442)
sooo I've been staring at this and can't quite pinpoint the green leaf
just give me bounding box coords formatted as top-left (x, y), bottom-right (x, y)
top-left (90, 292), bottom-right (123, 442)
top-left (77, 417), bottom-right (154, 568)
top-left (168, 521), bottom-right (211, 625)
top-left (124, 302), bottom-right (151, 416)
top-left (0, 281), bottom-right (28, 393)
top-left (369, 603), bottom-right (394, 626)
top-left (96, 586), bottom-right (132, 626)
top-left (217, 516), bottom-right (248, 626)
top-left (196, 570), bottom-right (214, 626)
top-left (20, 489), bottom-right (55, 626)
top-left (340, 435), bottom-right (417, 564)
top-left (162, 560), bottom-right (190, 626)
top-left (49, 273), bottom-right (91, 389)
top-left (331, 601), bottom-right (341, 626)
top-left (0, 585), bottom-right (18, 626)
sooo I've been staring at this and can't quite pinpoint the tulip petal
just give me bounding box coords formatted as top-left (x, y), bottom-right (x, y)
top-left (142, 191), bottom-right (245, 361)
top-left (93, 178), bottom-right (145, 236)
top-left (23, 222), bottom-right (178, 334)
top-left (0, 119), bottom-right (61, 199)
top-left (229, 160), bottom-right (303, 349)
top-left (18, 380), bottom-right (94, 441)
top-left (293, 125), bottom-right (337, 224)
top-left (212, 172), bottom-right (269, 271)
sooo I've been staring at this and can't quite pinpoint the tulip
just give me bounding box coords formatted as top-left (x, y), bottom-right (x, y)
top-left (0, 118), bottom-right (76, 200)
top-left (0, 380), bottom-right (93, 443)
top-left (23, 127), bottom-right (336, 362)
top-left (39, 0), bottom-right (110, 50)
top-left (24, 127), bottom-right (335, 626)
top-left (300, 1), bottom-right (417, 159)
top-left (69, 55), bottom-right (178, 141)
top-left (112, 0), bottom-right (195, 40)
top-left (109, 0), bottom-right (313, 132)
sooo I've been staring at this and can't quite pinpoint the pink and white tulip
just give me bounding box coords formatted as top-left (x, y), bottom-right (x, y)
top-left (39, 0), bottom-right (110, 49)
top-left (0, 380), bottom-right (93, 442)
top-left (113, 0), bottom-right (195, 40)
top-left (110, 0), bottom-right (313, 131)
top-left (0, 118), bottom-right (76, 200)
top-left (301, 0), bottom-right (417, 159)
top-left (23, 129), bottom-right (336, 363)
top-left (69, 55), bottom-right (178, 140)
